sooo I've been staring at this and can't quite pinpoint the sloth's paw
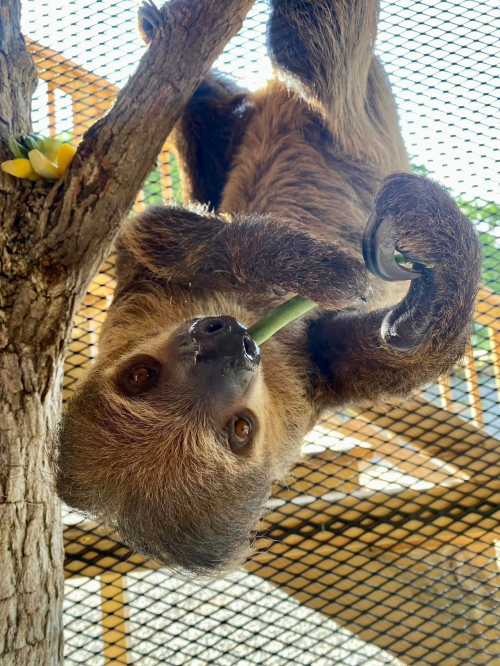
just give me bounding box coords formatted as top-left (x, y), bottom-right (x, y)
top-left (138, 1), bottom-right (163, 45)
top-left (363, 173), bottom-right (479, 283)
top-left (363, 172), bottom-right (481, 351)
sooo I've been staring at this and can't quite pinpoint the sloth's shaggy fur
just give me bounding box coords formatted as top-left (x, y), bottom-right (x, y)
top-left (57, 1), bottom-right (480, 573)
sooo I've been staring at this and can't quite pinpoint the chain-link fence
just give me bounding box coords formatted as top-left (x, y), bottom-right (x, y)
top-left (24, 0), bottom-right (499, 663)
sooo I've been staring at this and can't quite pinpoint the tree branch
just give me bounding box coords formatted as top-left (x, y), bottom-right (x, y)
top-left (42, 0), bottom-right (255, 287)
top-left (1, 2), bottom-right (255, 661)
top-left (0, 0), bottom-right (37, 149)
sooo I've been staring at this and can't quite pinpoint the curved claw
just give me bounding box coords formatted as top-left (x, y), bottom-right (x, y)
top-left (363, 213), bottom-right (421, 282)
top-left (138, 1), bottom-right (162, 45)
top-left (381, 308), bottom-right (432, 352)
top-left (380, 272), bottom-right (434, 352)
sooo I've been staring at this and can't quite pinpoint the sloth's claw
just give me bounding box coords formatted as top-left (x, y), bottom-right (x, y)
top-left (363, 206), bottom-right (431, 352)
top-left (138, 1), bottom-right (163, 45)
top-left (381, 281), bottom-right (433, 353)
top-left (362, 212), bottom-right (420, 282)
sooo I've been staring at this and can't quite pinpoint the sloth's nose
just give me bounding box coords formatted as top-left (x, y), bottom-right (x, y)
top-left (190, 316), bottom-right (260, 365)
top-left (192, 316), bottom-right (231, 338)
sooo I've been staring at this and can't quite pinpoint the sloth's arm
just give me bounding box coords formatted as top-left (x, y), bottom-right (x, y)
top-left (117, 208), bottom-right (368, 309)
top-left (139, 2), bottom-right (251, 211)
top-left (172, 74), bottom-right (251, 211)
top-left (308, 174), bottom-right (481, 404)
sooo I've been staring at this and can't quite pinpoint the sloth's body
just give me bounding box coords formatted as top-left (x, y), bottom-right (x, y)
top-left (58, 1), bottom-right (480, 573)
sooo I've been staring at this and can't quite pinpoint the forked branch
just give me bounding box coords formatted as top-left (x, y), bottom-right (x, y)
top-left (40, 0), bottom-right (255, 287)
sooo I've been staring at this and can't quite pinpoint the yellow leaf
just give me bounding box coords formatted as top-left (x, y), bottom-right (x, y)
top-left (56, 143), bottom-right (77, 176)
top-left (1, 158), bottom-right (39, 179)
top-left (28, 149), bottom-right (60, 179)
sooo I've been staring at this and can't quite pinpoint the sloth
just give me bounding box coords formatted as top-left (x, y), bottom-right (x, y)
top-left (57, 0), bottom-right (481, 573)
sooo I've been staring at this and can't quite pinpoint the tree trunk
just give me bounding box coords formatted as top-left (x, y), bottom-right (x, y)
top-left (0, 352), bottom-right (65, 665)
top-left (0, 1), bottom-right (64, 662)
top-left (0, 0), bottom-right (254, 663)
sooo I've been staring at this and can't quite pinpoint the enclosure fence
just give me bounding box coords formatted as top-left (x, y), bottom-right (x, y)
top-left (24, 0), bottom-right (500, 664)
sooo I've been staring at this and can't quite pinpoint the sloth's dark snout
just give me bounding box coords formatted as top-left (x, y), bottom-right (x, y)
top-left (187, 316), bottom-right (260, 405)
top-left (190, 316), bottom-right (260, 367)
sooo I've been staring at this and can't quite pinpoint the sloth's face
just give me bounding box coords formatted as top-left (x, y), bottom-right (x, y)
top-left (57, 312), bottom-right (312, 573)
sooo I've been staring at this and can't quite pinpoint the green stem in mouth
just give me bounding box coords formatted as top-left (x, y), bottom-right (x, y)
top-left (248, 295), bottom-right (318, 345)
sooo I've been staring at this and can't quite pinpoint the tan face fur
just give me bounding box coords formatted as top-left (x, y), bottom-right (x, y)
top-left (58, 286), bottom-right (315, 573)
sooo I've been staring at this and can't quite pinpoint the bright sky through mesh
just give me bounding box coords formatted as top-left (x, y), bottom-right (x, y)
top-left (24, 0), bottom-right (498, 201)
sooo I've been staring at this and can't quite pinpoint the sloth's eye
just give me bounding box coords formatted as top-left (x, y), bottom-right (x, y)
top-left (117, 356), bottom-right (161, 396)
top-left (227, 414), bottom-right (255, 453)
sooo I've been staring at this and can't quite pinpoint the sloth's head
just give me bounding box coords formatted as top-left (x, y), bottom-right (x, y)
top-left (58, 307), bottom-right (313, 574)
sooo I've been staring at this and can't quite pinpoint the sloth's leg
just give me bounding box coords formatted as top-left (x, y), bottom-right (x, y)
top-left (308, 173), bottom-right (481, 404)
top-left (268, 1), bottom-right (377, 117)
top-left (268, 1), bottom-right (408, 168)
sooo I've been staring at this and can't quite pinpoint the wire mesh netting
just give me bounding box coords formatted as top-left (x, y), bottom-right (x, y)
top-left (23, 0), bottom-right (499, 664)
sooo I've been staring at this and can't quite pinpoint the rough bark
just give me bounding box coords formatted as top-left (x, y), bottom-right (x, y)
top-left (41, 0), bottom-right (256, 292)
top-left (0, 0), bottom-right (254, 663)
top-left (0, 0), bottom-right (36, 149)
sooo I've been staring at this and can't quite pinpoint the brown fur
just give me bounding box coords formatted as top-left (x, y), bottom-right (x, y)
top-left (57, 0), bottom-right (480, 574)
